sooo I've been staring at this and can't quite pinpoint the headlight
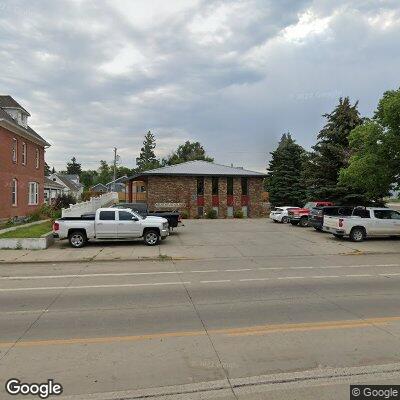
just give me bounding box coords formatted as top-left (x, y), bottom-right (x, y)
top-left (163, 222), bottom-right (169, 229)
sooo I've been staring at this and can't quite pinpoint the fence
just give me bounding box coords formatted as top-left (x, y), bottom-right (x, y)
top-left (61, 192), bottom-right (119, 217)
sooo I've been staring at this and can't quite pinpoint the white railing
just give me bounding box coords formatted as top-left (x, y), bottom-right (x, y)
top-left (62, 192), bottom-right (119, 217)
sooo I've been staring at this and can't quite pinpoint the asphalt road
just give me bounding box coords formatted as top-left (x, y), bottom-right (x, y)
top-left (1, 253), bottom-right (400, 399)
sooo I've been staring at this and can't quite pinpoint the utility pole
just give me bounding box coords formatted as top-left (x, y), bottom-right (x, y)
top-left (113, 147), bottom-right (117, 192)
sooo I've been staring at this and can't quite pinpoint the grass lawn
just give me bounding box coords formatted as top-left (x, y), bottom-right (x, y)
top-left (0, 221), bottom-right (53, 239)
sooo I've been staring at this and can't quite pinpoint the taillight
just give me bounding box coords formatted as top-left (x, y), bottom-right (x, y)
top-left (53, 222), bottom-right (59, 231)
top-left (338, 218), bottom-right (343, 228)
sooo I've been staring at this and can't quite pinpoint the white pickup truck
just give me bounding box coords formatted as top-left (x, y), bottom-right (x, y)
top-left (323, 207), bottom-right (400, 242)
top-left (53, 208), bottom-right (169, 248)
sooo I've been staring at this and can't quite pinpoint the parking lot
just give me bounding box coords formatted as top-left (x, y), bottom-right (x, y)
top-left (0, 218), bottom-right (399, 264)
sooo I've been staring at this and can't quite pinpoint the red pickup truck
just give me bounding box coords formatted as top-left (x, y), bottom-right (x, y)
top-left (288, 201), bottom-right (334, 227)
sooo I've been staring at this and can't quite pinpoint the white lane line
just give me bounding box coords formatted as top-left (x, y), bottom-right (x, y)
top-left (277, 276), bottom-right (305, 280)
top-left (344, 274), bottom-right (373, 278)
top-left (239, 278), bottom-right (269, 282)
top-left (311, 275), bottom-right (340, 279)
top-left (200, 280), bottom-right (231, 284)
top-left (0, 282), bottom-right (191, 292)
top-left (2, 264), bottom-right (400, 281)
top-left (379, 273), bottom-right (400, 276)
top-left (224, 268), bottom-right (253, 272)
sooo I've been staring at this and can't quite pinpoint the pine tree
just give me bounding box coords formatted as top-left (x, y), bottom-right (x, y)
top-left (266, 133), bottom-right (305, 207)
top-left (304, 97), bottom-right (363, 202)
top-left (66, 156), bottom-right (82, 175)
top-left (136, 131), bottom-right (160, 172)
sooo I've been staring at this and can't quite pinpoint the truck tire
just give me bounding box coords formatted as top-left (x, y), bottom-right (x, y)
top-left (281, 216), bottom-right (288, 224)
top-left (298, 217), bottom-right (308, 227)
top-left (68, 230), bottom-right (87, 248)
top-left (143, 230), bottom-right (160, 246)
top-left (350, 227), bottom-right (365, 242)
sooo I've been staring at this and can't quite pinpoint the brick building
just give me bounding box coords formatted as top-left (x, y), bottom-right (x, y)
top-left (125, 160), bottom-right (267, 218)
top-left (0, 95), bottom-right (50, 220)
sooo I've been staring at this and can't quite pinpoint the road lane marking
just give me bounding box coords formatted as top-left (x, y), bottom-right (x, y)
top-left (2, 264), bottom-right (400, 281)
top-left (344, 274), bottom-right (373, 278)
top-left (200, 280), bottom-right (231, 283)
top-left (311, 275), bottom-right (340, 279)
top-left (277, 276), bottom-right (305, 280)
top-left (1, 316), bottom-right (400, 348)
top-left (380, 273), bottom-right (400, 276)
top-left (0, 282), bottom-right (191, 292)
top-left (239, 278), bottom-right (269, 282)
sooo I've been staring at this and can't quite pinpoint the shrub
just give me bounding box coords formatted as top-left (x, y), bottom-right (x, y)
top-left (53, 194), bottom-right (77, 210)
top-left (180, 210), bottom-right (189, 219)
top-left (206, 209), bottom-right (218, 219)
top-left (234, 209), bottom-right (244, 218)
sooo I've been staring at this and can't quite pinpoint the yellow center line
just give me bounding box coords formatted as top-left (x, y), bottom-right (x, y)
top-left (1, 316), bottom-right (399, 349)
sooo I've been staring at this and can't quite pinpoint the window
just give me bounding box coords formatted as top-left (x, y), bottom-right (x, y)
top-left (197, 177), bottom-right (204, 196)
top-left (374, 210), bottom-right (400, 220)
top-left (12, 138), bottom-right (17, 163)
top-left (212, 177), bottom-right (219, 195)
top-left (22, 143), bottom-right (27, 165)
top-left (353, 208), bottom-right (370, 218)
top-left (241, 177), bottom-right (248, 195)
top-left (28, 182), bottom-right (39, 205)
top-left (35, 148), bottom-right (40, 169)
top-left (119, 211), bottom-right (134, 221)
top-left (99, 211), bottom-right (115, 220)
top-left (12, 179), bottom-right (18, 206)
top-left (227, 177), bottom-right (233, 195)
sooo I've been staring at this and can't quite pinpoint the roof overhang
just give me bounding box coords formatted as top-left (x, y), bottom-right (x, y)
top-left (124, 172), bottom-right (266, 182)
top-left (2, 106), bottom-right (31, 116)
top-left (0, 118), bottom-right (50, 147)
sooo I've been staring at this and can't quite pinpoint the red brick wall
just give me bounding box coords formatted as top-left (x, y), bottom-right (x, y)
top-left (0, 126), bottom-right (45, 219)
top-left (146, 175), bottom-right (265, 218)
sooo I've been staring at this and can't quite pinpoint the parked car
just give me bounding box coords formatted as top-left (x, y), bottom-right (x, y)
top-left (309, 206), bottom-right (354, 231)
top-left (270, 206), bottom-right (300, 223)
top-left (112, 203), bottom-right (181, 229)
top-left (53, 208), bottom-right (169, 248)
top-left (288, 201), bottom-right (334, 227)
top-left (323, 207), bottom-right (400, 241)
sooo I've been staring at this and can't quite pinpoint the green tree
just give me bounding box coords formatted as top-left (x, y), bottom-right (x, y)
top-left (136, 131), bottom-right (160, 172)
top-left (96, 160), bottom-right (113, 184)
top-left (44, 162), bottom-right (51, 176)
top-left (266, 133), bottom-right (305, 207)
top-left (80, 170), bottom-right (98, 190)
top-left (339, 88), bottom-right (400, 201)
top-left (163, 141), bottom-right (213, 165)
top-left (66, 157), bottom-right (82, 175)
top-left (303, 97), bottom-right (363, 201)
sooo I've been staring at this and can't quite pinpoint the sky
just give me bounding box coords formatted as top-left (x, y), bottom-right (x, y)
top-left (1, 0), bottom-right (399, 172)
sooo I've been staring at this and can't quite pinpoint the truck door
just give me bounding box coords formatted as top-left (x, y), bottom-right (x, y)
top-left (389, 210), bottom-right (400, 234)
top-left (117, 210), bottom-right (142, 238)
top-left (372, 210), bottom-right (394, 235)
top-left (96, 210), bottom-right (118, 238)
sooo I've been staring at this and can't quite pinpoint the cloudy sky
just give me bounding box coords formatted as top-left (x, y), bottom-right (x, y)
top-left (1, 0), bottom-right (399, 172)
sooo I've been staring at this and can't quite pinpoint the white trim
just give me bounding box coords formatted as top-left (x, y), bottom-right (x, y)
top-left (28, 182), bottom-right (39, 205)
top-left (12, 137), bottom-right (17, 163)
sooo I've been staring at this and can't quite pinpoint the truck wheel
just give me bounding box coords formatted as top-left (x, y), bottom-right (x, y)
top-left (144, 230), bottom-right (160, 246)
top-left (350, 227), bottom-right (365, 242)
top-left (298, 217), bottom-right (308, 227)
top-left (68, 231), bottom-right (86, 248)
top-left (281, 216), bottom-right (288, 224)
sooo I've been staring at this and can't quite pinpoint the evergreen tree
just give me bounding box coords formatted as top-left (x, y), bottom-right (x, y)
top-left (97, 160), bottom-right (112, 184)
top-left (66, 157), bottom-right (82, 175)
top-left (51, 166), bottom-right (56, 174)
top-left (163, 141), bottom-right (214, 165)
top-left (136, 131), bottom-right (160, 171)
top-left (304, 97), bottom-right (363, 202)
top-left (266, 133), bottom-right (305, 207)
top-left (44, 162), bottom-right (51, 176)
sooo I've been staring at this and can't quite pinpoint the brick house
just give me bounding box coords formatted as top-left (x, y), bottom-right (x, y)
top-left (0, 95), bottom-right (50, 220)
top-left (125, 160), bottom-right (267, 218)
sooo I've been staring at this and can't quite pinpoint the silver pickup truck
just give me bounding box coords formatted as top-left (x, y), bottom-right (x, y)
top-left (53, 208), bottom-right (169, 248)
top-left (324, 207), bottom-right (400, 242)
